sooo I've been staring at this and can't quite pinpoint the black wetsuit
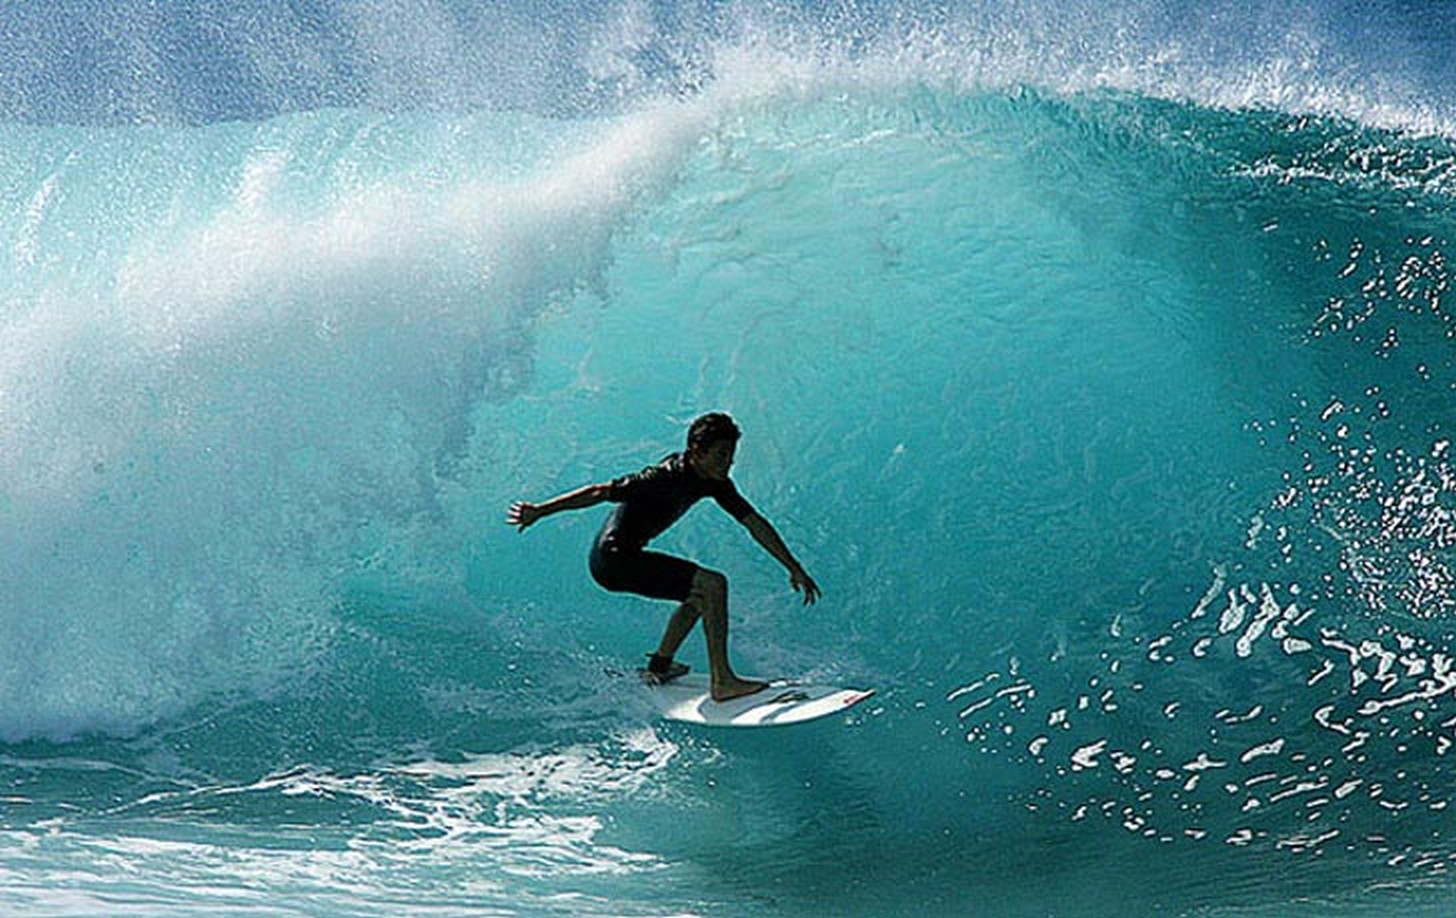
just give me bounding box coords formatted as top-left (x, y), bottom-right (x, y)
top-left (589, 452), bottom-right (757, 602)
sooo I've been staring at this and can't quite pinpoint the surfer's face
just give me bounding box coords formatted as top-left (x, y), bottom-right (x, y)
top-left (690, 439), bottom-right (736, 481)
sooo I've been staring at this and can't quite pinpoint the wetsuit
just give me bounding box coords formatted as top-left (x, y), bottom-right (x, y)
top-left (589, 452), bottom-right (757, 602)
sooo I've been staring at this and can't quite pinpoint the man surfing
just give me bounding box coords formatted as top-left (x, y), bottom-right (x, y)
top-left (507, 413), bottom-right (820, 701)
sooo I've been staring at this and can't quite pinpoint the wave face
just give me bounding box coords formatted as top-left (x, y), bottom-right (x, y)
top-left (4, 2), bottom-right (1456, 915)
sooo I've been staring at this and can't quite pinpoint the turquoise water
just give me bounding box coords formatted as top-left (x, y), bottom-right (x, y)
top-left (5, 2), bottom-right (1456, 915)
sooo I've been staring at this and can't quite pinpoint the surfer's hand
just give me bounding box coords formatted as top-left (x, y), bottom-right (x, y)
top-left (790, 568), bottom-right (820, 606)
top-left (507, 501), bottom-right (542, 531)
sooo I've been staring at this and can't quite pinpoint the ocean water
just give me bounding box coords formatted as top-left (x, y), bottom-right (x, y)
top-left (4, 1), bottom-right (1456, 915)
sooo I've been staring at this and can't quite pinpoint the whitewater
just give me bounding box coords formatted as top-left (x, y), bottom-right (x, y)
top-left (4, 1), bottom-right (1456, 915)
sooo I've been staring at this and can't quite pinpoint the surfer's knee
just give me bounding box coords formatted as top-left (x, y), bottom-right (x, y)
top-left (690, 568), bottom-right (727, 606)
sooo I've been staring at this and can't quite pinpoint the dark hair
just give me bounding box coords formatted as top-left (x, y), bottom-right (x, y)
top-left (687, 412), bottom-right (741, 451)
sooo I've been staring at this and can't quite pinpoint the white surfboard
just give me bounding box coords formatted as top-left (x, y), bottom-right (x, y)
top-left (643, 673), bottom-right (875, 727)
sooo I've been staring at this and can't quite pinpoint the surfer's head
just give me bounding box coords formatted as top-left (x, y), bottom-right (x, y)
top-left (687, 412), bottom-right (740, 481)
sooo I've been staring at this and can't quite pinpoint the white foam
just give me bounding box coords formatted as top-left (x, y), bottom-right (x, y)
top-left (0, 96), bottom-right (724, 739)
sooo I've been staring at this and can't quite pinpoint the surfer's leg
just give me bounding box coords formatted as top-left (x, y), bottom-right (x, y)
top-left (690, 569), bottom-right (767, 702)
top-left (655, 600), bottom-right (701, 662)
top-left (594, 543), bottom-right (699, 675)
top-left (647, 614), bottom-right (694, 683)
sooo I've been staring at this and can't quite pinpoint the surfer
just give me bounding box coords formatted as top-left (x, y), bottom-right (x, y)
top-left (507, 412), bottom-right (820, 701)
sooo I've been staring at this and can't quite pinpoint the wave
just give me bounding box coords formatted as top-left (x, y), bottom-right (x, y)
top-left (0, 3), bottom-right (1452, 795)
top-left (5, 7), bottom-right (1456, 916)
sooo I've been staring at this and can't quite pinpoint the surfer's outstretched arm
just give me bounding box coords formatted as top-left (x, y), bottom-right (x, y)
top-left (741, 513), bottom-right (821, 605)
top-left (507, 483), bottom-right (610, 531)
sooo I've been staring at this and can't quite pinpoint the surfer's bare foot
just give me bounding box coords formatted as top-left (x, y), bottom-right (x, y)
top-left (711, 677), bottom-right (768, 702)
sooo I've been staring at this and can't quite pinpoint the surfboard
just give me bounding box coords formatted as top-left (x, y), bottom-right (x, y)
top-left (642, 673), bottom-right (875, 727)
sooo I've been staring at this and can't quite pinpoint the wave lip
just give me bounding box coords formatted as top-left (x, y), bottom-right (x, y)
top-left (4, 1), bottom-right (1455, 137)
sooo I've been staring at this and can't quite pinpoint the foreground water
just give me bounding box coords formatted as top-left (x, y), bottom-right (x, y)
top-left (4, 2), bottom-right (1456, 915)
